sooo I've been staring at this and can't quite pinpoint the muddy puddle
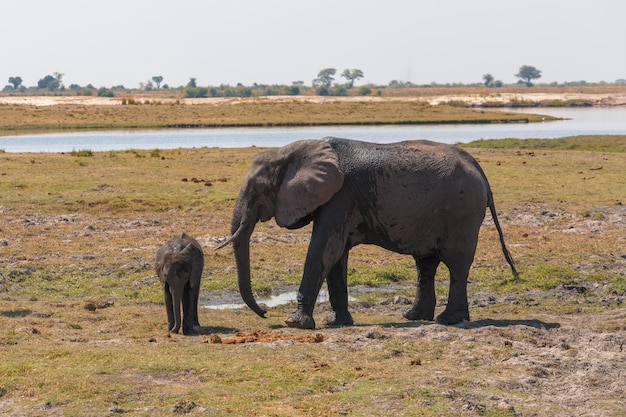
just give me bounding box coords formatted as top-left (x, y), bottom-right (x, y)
top-left (203, 285), bottom-right (411, 310)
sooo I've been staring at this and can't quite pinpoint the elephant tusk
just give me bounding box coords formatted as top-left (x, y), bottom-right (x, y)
top-left (214, 235), bottom-right (235, 250)
top-left (213, 222), bottom-right (248, 250)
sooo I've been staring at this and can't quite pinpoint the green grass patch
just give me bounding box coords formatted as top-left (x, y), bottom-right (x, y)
top-left (70, 148), bottom-right (94, 157)
top-left (462, 135), bottom-right (626, 152)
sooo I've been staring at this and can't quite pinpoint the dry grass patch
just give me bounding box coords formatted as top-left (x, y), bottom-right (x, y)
top-left (0, 99), bottom-right (550, 134)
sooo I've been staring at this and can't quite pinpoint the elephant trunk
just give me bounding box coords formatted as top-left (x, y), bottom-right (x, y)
top-left (232, 231), bottom-right (267, 318)
top-left (217, 185), bottom-right (269, 319)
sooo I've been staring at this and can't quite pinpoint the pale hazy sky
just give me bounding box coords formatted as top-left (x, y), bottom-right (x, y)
top-left (3, 0), bottom-right (625, 89)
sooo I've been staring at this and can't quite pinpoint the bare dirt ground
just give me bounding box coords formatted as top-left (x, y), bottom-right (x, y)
top-left (2, 201), bottom-right (624, 415)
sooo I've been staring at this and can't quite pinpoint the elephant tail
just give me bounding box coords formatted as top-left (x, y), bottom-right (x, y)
top-left (488, 199), bottom-right (520, 280)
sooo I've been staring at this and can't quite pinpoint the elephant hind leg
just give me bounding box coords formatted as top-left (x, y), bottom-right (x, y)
top-left (404, 256), bottom-right (439, 321)
top-left (435, 258), bottom-right (472, 325)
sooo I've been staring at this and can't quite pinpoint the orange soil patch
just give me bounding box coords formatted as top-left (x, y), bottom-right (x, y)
top-left (207, 329), bottom-right (324, 344)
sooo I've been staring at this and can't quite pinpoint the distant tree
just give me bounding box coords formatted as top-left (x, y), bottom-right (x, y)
top-left (516, 65), bottom-right (542, 87)
top-left (140, 80), bottom-right (154, 91)
top-left (341, 69), bottom-right (364, 88)
top-left (152, 75), bottom-right (163, 89)
top-left (53, 72), bottom-right (64, 89)
top-left (187, 78), bottom-right (197, 88)
top-left (37, 75), bottom-right (60, 91)
top-left (482, 73), bottom-right (494, 87)
top-left (313, 68), bottom-right (336, 88)
top-left (8, 76), bottom-right (23, 89)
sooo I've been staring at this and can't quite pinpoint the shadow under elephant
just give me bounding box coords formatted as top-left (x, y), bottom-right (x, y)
top-left (375, 317), bottom-right (560, 330)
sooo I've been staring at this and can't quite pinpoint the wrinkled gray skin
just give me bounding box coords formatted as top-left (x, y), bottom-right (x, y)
top-left (155, 233), bottom-right (204, 335)
top-left (219, 138), bottom-right (518, 329)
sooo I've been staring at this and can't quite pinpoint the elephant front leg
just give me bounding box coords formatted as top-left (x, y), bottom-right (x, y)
top-left (181, 284), bottom-right (196, 336)
top-left (163, 284), bottom-right (176, 331)
top-left (191, 283), bottom-right (201, 330)
top-left (167, 282), bottom-right (185, 334)
top-left (323, 250), bottom-right (354, 327)
top-left (286, 224), bottom-right (346, 330)
top-left (285, 275), bottom-right (321, 329)
top-left (404, 256), bottom-right (439, 321)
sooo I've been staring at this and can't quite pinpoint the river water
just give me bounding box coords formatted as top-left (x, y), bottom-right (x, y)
top-left (1, 107), bottom-right (625, 153)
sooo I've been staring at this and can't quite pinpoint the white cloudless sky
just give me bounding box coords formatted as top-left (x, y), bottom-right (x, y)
top-left (2, 0), bottom-right (625, 89)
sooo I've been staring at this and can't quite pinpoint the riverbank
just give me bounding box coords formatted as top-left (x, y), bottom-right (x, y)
top-left (0, 97), bottom-right (552, 135)
top-left (4, 86), bottom-right (626, 135)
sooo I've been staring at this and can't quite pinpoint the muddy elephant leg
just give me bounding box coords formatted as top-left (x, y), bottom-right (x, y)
top-left (191, 282), bottom-right (201, 329)
top-left (404, 255), bottom-right (440, 321)
top-left (170, 288), bottom-right (183, 334)
top-left (181, 283), bottom-right (196, 335)
top-left (323, 249), bottom-right (354, 327)
top-left (286, 218), bottom-right (347, 329)
top-left (285, 260), bottom-right (326, 329)
top-left (163, 283), bottom-right (175, 331)
top-left (436, 257), bottom-right (471, 325)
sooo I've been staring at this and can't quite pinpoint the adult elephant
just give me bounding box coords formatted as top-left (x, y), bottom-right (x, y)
top-left (218, 138), bottom-right (518, 329)
top-left (155, 233), bottom-right (204, 335)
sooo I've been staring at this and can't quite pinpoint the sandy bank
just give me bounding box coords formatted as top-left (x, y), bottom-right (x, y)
top-left (1, 92), bottom-right (625, 107)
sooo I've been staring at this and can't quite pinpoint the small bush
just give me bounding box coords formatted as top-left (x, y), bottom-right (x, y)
top-left (184, 87), bottom-right (208, 98)
top-left (97, 88), bottom-right (114, 97)
top-left (71, 149), bottom-right (93, 157)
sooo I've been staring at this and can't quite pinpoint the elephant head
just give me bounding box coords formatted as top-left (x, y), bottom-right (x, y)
top-left (217, 139), bottom-right (344, 317)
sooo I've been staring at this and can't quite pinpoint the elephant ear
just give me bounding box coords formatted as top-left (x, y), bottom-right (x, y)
top-left (275, 140), bottom-right (344, 228)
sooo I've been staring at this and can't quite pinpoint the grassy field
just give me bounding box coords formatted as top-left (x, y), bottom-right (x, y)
top-left (1, 97), bottom-right (625, 415)
top-left (2, 138), bottom-right (625, 416)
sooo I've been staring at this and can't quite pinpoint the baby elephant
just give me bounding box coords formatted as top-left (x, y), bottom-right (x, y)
top-left (155, 233), bottom-right (204, 335)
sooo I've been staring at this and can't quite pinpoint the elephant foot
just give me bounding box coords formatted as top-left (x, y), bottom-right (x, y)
top-left (182, 325), bottom-right (196, 336)
top-left (436, 308), bottom-right (470, 325)
top-left (285, 309), bottom-right (316, 329)
top-left (403, 305), bottom-right (435, 321)
top-left (322, 311), bottom-right (354, 327)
